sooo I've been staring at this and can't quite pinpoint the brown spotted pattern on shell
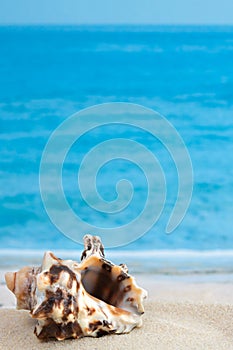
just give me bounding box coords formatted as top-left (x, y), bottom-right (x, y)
top-left (5, 235), bottom-right (147, 341)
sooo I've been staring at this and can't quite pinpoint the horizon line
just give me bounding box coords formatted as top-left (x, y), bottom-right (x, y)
top-left (1, 23), bottom-right (233, 27)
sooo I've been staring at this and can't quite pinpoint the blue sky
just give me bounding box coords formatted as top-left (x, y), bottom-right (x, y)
top-left (0, 0), bottom-right (233, 25)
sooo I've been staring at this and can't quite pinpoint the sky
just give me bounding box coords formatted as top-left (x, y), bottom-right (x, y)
top-left (0, 0), bottom-right (233, 25)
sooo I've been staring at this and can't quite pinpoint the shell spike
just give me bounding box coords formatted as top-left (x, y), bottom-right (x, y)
top-left (5, 235), bottom-right (147, 341)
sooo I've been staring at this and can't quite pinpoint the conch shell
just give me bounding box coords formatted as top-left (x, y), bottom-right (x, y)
top-left (5, 235), bottom-right (147, 341)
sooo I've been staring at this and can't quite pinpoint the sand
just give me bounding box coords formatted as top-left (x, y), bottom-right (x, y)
top-left (0, 302), bottom-right (233, 350)
top-left (1, 274), bottom-right (233, 349)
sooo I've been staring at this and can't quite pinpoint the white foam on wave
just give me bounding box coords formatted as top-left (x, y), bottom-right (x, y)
top-left (1, 248), bottom-right (233, 259)
top-left (1, 249), bottom-right (233, 279)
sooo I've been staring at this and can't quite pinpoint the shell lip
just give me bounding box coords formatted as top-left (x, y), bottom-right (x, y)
top-left (5, 235), bottom-right (148, 341)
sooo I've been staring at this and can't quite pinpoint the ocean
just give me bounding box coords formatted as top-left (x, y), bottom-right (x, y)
top-left (0, 25), bottom-right (233, 273)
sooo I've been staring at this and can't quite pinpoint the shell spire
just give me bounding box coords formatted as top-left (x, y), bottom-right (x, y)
top-left (5, 235), bottom-right (147, 341)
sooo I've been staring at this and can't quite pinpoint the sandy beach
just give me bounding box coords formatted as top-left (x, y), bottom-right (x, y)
top-left (1, 272), bottom-right (233, 350)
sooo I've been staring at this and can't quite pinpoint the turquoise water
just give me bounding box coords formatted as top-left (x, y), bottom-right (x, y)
top-left (0, 26), bottom-right (233, 259)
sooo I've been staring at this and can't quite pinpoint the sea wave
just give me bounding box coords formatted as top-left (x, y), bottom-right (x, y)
top-left (1, 249), bottom-right (233, 276)
top-left (1, 26), bottom-right (233, 257)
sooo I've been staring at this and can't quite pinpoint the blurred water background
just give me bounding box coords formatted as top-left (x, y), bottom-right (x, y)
top-left (0, 25), bottom-right (233, 273)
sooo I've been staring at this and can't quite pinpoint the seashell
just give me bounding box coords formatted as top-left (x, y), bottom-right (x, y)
top-left (5, 235), bottom-right (147, 341)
